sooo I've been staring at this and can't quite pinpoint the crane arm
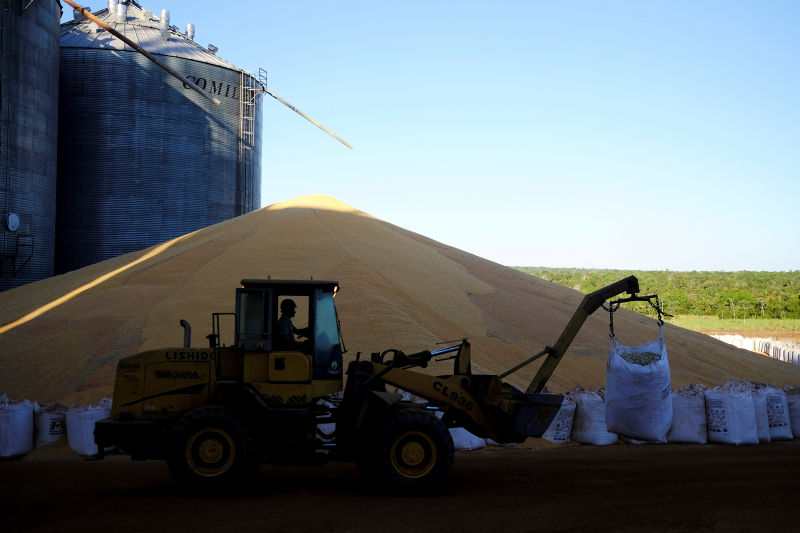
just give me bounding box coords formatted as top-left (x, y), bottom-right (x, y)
top-left (525, 275), bottom-right (640, 393)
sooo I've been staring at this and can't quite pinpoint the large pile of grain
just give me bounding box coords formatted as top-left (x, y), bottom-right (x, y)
top-left (1, 195), bottom-right (798, 404)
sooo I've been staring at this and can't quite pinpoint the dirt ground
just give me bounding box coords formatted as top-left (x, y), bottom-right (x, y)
top-left (3, 441), bottom-right (799, 533)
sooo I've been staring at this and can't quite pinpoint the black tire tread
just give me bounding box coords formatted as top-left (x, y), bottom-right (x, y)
top-left (166, 405), bottom-right (259, 489)
top-left (361, 408), bottom-right (454, 493)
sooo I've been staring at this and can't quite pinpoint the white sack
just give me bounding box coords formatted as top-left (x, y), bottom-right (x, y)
top-left (705, 382), bottom-right (758, 445)
top-left (569, 388), bottom-right (617, 445)
top-left (605, 327), bottom-right (672, 443)
top-left (0, 394), bottom-right (35, 458)
top-left (749, 384), bottom-right (771, 443)
top-left (785, 387), bottom-right (800, 439)
top-left (541, 395), bottom-right (577, 445)
top-left (394, 387), bottom-right (429, 405)
top-left (763, 386), bottom-right (792, 441)
top-left (34, 403), bottom-right (67, 448)
top-left (66, 398), bottom-right (112, 456)
top-left (316, 422), bottom-right (336, 444)
top-left (667, 384), bottom-right (708, 444)
top-left (449, 427), bottom-right (486, 450)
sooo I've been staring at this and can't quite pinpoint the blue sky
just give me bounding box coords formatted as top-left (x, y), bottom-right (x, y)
top-left (65, 2), bottom-right (800, 271)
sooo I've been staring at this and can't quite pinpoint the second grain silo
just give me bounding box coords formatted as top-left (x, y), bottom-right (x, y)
top-left (56, 0), bottom-right (263, 273)
top-left (0, 0), bottom-right (61, 291)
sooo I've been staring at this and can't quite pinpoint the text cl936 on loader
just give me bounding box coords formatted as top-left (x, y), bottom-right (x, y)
top-left (95, 276), bottom-right (644, 492)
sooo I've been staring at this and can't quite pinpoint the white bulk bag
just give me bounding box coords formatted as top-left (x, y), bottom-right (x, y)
top-left (315, 395), bottom-right (338, 444)
top-left (66, 398), bottom-right (112, 456)
top-left (569, 388), bottom-right (617, 445)
top-left (0, 394), bottom-right (35, 458)
top-left (667, 384), bottom-right (708, 444)
top-left (750, 384), bottom-right (771, 443)
top-left (449, 427), bottom-right (486, 451)
top-left (541, 395), bottom-right (577, 445)
top-left (763, 385), bottom-right (792, 441)
top-left (394, 387), bottom-right (429, 405)
top-left (316, 422), bottom-right (336, 444)
top-left (605, 326), bottom-right (672, 443)
top-left (705, 382), bottom-right (758, 445)
top-left (785, 387), bottom-right (800, 439)
top-left (34, 403), bottom-right (67, 448)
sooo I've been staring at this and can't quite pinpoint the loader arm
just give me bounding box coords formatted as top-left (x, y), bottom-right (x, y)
top-left (525, 275), bottom-right (639, 393)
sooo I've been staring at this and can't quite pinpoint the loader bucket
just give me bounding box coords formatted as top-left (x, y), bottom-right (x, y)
top-left (510, 393), bottom-right (564, 438)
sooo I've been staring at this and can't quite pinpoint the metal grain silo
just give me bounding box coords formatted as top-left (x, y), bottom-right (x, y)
top-left (56, 1), bottom-right (263, 273)
top-left (0, 0), bottom-right (61, 291)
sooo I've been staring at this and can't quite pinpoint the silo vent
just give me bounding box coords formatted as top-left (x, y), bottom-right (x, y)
top-left (159, 9), bottom-right (170, 40)
top-left (186, 23), bottom-right (195, 40)
top-left (116, 2), bottom-right (128, 23)
top-left (208, 44), bottom-right (218, 55)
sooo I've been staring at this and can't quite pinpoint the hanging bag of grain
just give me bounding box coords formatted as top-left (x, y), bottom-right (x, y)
top-left (605, 324), bottom-right (672, 443)
top-left (569, 387), bottom-right (617, 445)
top-left (705, 381), bottom-right (758, 445)
top-left (785, 386), bottom-right (800, 439)
top-left (66, 398), bottom-right (113, 456)
top-left (762, 385), bottom-right (792, 440)
top-left (34, 403), bottom-right (67, 448)
top-left (541, 395), bottom-right (577, 445)
top-left (667, 384), bottom-right (708, 444)
top-left (0, 393), bottom-right (35, 458)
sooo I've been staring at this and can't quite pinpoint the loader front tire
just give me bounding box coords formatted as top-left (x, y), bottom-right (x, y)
top-left (166, 406), bottom-right (258, 489)
top-left (362, 408), bottom-right (454, 493)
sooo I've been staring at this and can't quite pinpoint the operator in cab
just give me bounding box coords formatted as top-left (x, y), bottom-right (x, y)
top-left (277, 299), bottom-right (310, 350)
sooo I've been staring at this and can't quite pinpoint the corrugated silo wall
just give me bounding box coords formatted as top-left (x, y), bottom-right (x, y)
top-left (0, 0), bottom-right (61, 291)
top-left (56, 48), bottom-right (262, 273)
top-left (252, 93), bottom-right (263, 210)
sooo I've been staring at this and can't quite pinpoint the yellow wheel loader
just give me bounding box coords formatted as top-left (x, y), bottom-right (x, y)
top-left (95, 276), bottom-right (645, 491)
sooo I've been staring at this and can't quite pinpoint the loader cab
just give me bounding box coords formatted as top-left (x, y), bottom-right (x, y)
top-left (234, 280), bottom-right (344, 403)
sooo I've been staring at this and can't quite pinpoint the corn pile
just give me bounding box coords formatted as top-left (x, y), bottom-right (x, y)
top-left (1, 194), bottom-right (799, 406)
top-left (620, 351), bottom-right (662, 366)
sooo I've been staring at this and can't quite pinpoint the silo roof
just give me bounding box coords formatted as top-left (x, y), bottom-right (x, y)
top-left (60, 1), bottom-right (244, 72)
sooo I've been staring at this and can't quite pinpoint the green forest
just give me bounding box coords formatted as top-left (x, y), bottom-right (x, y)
top-left (514, 268), bottom-right (800, 320)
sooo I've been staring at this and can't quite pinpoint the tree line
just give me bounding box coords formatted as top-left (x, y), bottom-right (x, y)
top-left (514, 268), bottom-right (800, 320)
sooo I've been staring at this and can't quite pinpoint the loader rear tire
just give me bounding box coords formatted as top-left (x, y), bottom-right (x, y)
top-left (166, 406), bottom-right (258, 489)
top-left (361, 408), bottom-right (454, 493)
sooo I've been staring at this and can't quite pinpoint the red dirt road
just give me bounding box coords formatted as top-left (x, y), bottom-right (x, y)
top-left (3, 442), bottom-right (799, 533)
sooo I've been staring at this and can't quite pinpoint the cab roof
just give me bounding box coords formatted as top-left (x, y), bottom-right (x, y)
top-left (240, 279), bottom-right (339, 292)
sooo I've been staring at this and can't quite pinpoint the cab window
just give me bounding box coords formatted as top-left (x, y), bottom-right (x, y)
top-left (313, 289), bottom-right (343, 378)
top-left (237, 288), bottom-right (272, 351)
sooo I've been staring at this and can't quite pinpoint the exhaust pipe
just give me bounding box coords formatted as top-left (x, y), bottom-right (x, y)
top-left (180, 319), bottom-right (191, 347)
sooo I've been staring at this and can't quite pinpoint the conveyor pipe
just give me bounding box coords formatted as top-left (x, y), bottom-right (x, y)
top-left (62, 0), bottom-right (221, 106)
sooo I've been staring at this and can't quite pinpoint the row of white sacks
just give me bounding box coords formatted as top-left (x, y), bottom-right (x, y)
top-left (5, 383), bottom-right (800, 457)
top-left (712, 334), bottom-right (800, 366)
top-left (0, 394), bottom-right (111, 458)
top-left (541, 382), bottom-right (800, 446)
top-left (408, 381), bottom-right (800, 450)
